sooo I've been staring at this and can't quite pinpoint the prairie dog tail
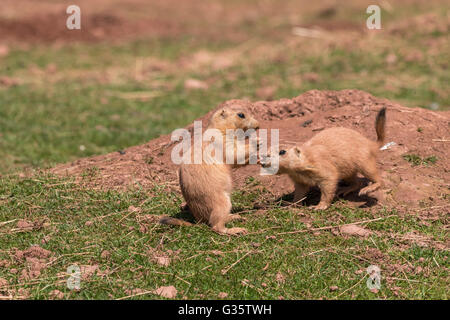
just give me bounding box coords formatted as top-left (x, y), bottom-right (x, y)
top-left (375, 107), bottom-right (386, 146)
top-left (159, 216), bottom-right (193, 227)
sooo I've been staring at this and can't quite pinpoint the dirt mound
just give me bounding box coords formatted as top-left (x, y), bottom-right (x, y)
top-left (52, 89), bottom-right (449, 212)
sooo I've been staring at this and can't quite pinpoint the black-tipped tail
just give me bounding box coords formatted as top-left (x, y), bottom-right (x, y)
top-left (375, 107), bottom-right (386, 146)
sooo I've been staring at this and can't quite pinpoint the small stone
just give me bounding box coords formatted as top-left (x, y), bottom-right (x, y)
top-left (153, 285), bottom-right (177, 298)
top-left (0, 45), bottom-right (9, 57)
top-left (184, 78), bottom-right (208, 90)
top-left (100, 250), bottom-right (110, 259)
top-left (49, 290), bottom-right (64, 299)
top-left (0, 277), bottom-right (8, 288)
top-left (128, 206), bottom-right (141, 213)
top-left (155, 256), bottom-right (170, 267)
top-left (329, 286), bottom-right (339, 291)
top-left (385, 53), bottom-right (397, 65)
top-left (218, 292), bottom-right (228, 299)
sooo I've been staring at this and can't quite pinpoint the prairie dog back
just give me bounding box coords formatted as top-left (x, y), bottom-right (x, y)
top-left (303, 127), bottom-right (379, 179)
top-left (262, 107), bottom-right (386, 210)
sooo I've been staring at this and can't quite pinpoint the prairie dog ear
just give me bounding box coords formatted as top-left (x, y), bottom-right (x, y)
top-left (294, 146), bottom-right (301, 155)
top-left (220, 109), bottom-right (227, 118)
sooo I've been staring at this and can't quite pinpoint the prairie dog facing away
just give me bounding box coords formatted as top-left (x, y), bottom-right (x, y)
top-left (261, 108), bottom-right (386, 210)
top-left (160, 101), bottom-right (260, 235)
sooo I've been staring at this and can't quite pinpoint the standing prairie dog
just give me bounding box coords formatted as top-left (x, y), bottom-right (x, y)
top-left (261, 108), bottom-right (386, 210)
top-left (160, 101), bottom-right (260, 235)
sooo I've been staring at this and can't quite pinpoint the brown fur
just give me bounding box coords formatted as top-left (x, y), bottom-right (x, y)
top-left (159, 216), bottom-right (193, 226)
top-left (160, 101), bottom-right (259, 234)
top-left (262, 108), bottom-right (386, 210)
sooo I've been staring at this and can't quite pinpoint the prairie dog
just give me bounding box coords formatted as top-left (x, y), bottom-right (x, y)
top-left (262, 108), bottom-right (386, 210)
top-left (160, 101), bottom-right (259, 235)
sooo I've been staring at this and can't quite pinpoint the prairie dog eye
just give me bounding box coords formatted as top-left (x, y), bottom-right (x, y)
top-left (279, 150), bottom-right (286, 156)
top-left (237, 113), bottom-right (245, 119)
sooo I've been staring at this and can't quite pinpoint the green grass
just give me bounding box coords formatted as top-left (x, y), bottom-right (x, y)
top-left (1, 10), bottom-right (449, 174)
top-left (0, 174), bottom-right (448, 299)
top-left (0, 2), bottom-right (448, 300)
top-left (403, 154), bottom-right (438, 166)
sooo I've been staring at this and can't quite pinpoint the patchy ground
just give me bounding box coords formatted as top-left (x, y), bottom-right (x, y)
top-left (0, 0), bottom-right (448, 300)
top-left (0, 0), bottom-right (355, 44)
top-left (1, 89), bottom-right (446, 300)
top-left (52, 89), bottom-right (450, 214)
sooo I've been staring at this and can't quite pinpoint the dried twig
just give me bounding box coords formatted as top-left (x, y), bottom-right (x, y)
top-left (276, 215), bottom-right (396, 236)
top-left (292, 27), bottom-right (325, 39)
top-left (221, 251), bottom-right (254, 275)
top-left (334, 274), bottom-right (367, 299)
top-left (116, 290), bottom-right (154, 300)
top-left (0, 219), bottom-right (17, 227)
top-left (0, 295), bottom-right (27, 300)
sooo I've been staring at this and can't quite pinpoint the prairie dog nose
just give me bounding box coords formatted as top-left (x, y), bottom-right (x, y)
top-left (258, 155), bottom-right (271, 167)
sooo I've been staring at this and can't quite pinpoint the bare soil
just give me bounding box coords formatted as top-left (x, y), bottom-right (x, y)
top-left (0, 11), bottom-right (178, 44)
top-left (52, 89), bottom-right (450, 214)
top-left (6, 0), bottom-right (436, 45)
top-left (0, 0), bottom-right (321, 44)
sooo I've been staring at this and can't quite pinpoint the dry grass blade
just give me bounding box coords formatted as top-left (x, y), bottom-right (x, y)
top-left (221, 251), bottom-right (253, 275)
top-left (276, 215), bottom-right (396, 236)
